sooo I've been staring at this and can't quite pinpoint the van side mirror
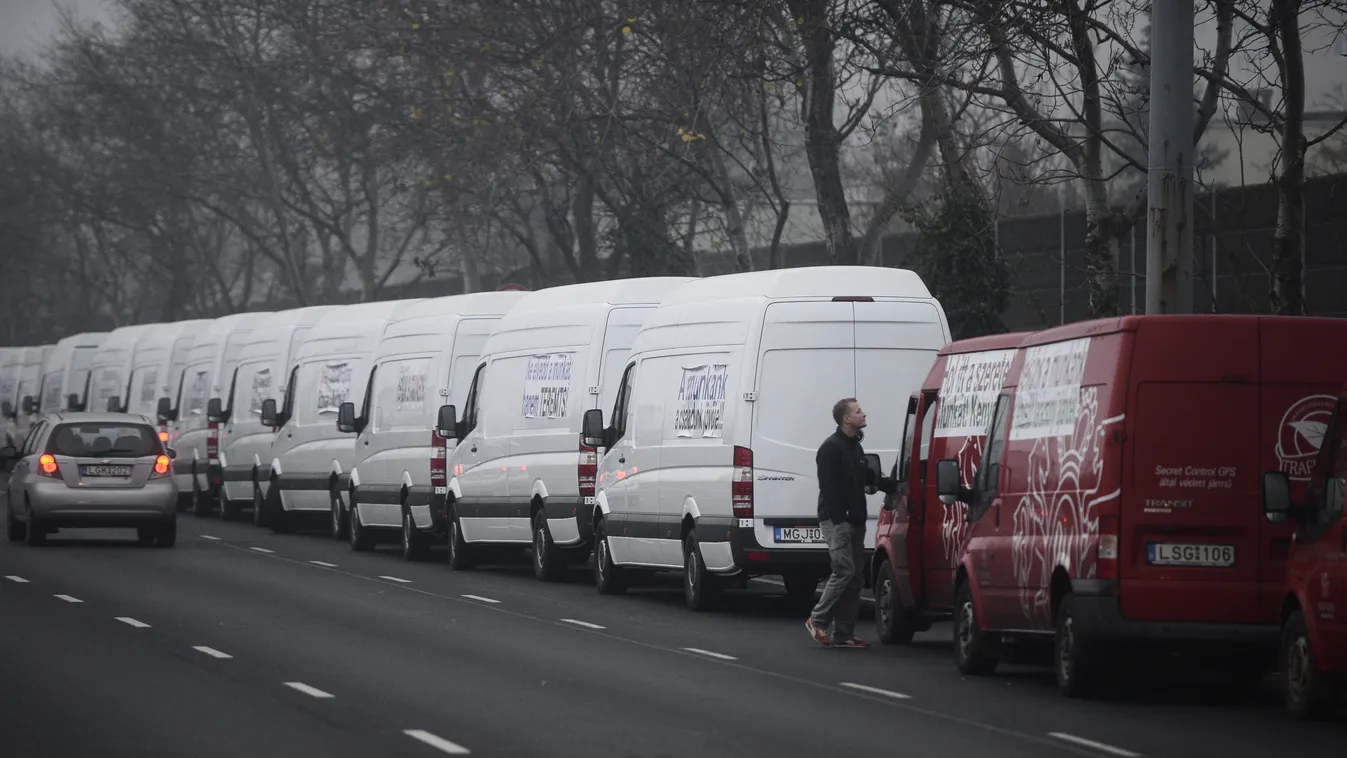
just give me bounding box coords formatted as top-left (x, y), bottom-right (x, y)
top-left (260, 398), bottom-right (279, 428)
top-left (582, 408), bottom-right (605, 448)
top-left (436, 405), bottom-right (458, 439)
top-left (864, 453), bottom-right (882, 481)
top-left (67, 393), bottom-right (82, 411)
top-left (1, 401), bottom-right (13, 418)
top-left (1262, 470), bottom-right (1293, 523)
top-left (936, 459), bottom-right (962, 505)
top-left (21, 396), bottom-right (36, 414)
top-left (166, 447), bottom-right (178, 459)
top-left (156, 397), bottom-right (174, 421)
top-left (336, 401), bottom-right (356, 434)
top-left (107, 395), bottom-right (122, 413)
top-left (207, 397), bottom-right (225, 423)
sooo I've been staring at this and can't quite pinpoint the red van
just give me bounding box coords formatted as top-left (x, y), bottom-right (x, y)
top-left (932, 315), bottom-right (1347, 698)
top-left (1262, 383), bottom-right (1347, 719)
top-left (870, 332), bottom-right (1028, 643)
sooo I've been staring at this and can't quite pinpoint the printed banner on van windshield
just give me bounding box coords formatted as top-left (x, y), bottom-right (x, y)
top-left (249, 367), bottom-right (272, 415)
top-left (186, 369), bottom-right (209, 414)
top-left (674, 364), bottom-right (729, 438)
top-left (521, 353), bottom-right (573, 419)
top-left (934, 350), bottom-right (1015, 438)
top-left (317, 362), bottom-right (353, 414)
top-left (1009, 337), bottom-right (1090, 440)
top-left (138, 367), bottom-right (159, 405)
top-left (96, 368), bottom-right (123, 406)
top-left (395, 359), bottom-right (431, 412)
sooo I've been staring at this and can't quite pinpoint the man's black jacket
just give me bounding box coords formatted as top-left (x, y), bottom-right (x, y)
top-left (816, 428), bottom-right (897, 527)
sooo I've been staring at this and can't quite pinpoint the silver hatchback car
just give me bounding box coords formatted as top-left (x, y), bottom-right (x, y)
top-left (1, 412), bottom-right (180, 546)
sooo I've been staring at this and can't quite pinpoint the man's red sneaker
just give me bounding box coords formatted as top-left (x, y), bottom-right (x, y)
top-left (834, 637), bottom-right (871, 648)
top-left (805, 618), bottom-right (831, 646)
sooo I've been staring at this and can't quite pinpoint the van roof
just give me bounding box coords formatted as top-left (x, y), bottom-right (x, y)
top-left (198, 311), bottom-right (276, 335)
top-left (1013, 313), bottom-right (1347, 350)
top-left (938, 331), bottom-right (1032, 356)
top-left (312, 299), bottom-right (422, 329)
top-left (102, 323), bottom-right (155, 345)
top-left (658, 266), bottom-right (932, 305)
top-left (388, 291), bottom-right (526, 322)
top-left (53, 332), bottom-right (108, 349)
top-left (266, 305), bottom-right (342, 327)
top-left (506, 278), bottom-right (695, 316)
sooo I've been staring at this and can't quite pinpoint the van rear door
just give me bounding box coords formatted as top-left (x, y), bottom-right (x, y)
top-left (750, 301), bottom-right (856, 551)
top-left (1258, 317), bottom-right (1347, 622)
top-left (1122, 319), bottom-right (1262, 623)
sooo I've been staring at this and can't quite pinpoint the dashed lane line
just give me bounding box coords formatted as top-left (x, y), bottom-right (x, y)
top-left (561, 618), bottom-right (607, 630)
top-left (839, 682), bottom-right (911, 700)
top-left (194, 646), bottom-right (233, 659)
top-left (115, 617), bottom-right (150, 628)
top-left (283, 682), bottom-right (334, 699)
top-left (1047, 733), bottom-right (1142, 757)
top-left (200, 535), bottom-right (221, 540)
top-left (379, 575), bottom-right (413, 583)
top-left (250, 547), bottom-right (276, 554)
top-left (310, 561), bottom-right (338, 568)
top-left (683, 647), bottom-right (738, 661)
top-left (461, 594), bottom-right (500, 604)
top-left (403, 729), bottom-right (472, 755)
top-left (4, 575), bottom-right (29, 583)
top-left (54, 594), bottom-right (82, 603)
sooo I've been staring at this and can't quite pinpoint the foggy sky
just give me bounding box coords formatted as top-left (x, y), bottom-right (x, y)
top-left (0, 0), bottom-right (111, 56)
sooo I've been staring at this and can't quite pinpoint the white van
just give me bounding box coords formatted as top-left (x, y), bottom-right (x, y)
top-left (85, 324), bottom-right (156, 413)
top-left (126, 319), bottom-right (210, 424)
top-left (168, 312), bottom-right (274, 515)
top-left (35, 333), bottom-right (107, 415)
top-left (215, 306), bottom-right (340, 521)
top-left (340, 291), bottom-right (526, 558)
top-left (441, 277), bottom-right (695, 580)
top-left (0, 348), bottom-right (20, 445)
top-left (8, 346), bottom-right (53, 446)
top-left (580, 266), bottom-right (951, 610)
top-left (258, 299), bottom-right (421, 533)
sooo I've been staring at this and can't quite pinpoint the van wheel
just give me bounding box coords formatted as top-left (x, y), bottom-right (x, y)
top-left (447, 505), bottom-right (476, 571)
top-left (1282, 610), bottom-right (1331, 719)
top-left (348, 504), bottom-right (375, 551)
top-left (593, 518), bottom-right (627, 594)
top-left (402, 509), bottom-right (430, 562)
top-left (330, 490), bottom-right (349, 540)
top-left (191, 478), bottom-right (212, 518)
top-left (875, 561), bottom-right (917, 645)
top-left (251, 481), bottom-right (268, 528)
top-left (1055, 594), bottom-right (1101, 698)
top-left (532, 510), bottom-right (565, 582)
top-left (953, 581), bottom-right (997, 675)
top-left (266, 482), bottom-right (293, 535)
top-left (219, 491), bottom-right (242, 521)
top-left (6, 507), bottom-right (25, 542)
top-left (683, 531), bottom-right (721, 612)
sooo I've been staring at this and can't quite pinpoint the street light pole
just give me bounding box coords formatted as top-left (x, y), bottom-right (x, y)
top-left (1145, 0), bottom-right (1196, 314)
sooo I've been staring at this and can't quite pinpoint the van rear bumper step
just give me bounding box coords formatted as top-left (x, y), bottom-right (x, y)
top-left (729, 528), bottom-right (871, 575)
top-left (1070, 580), bottom-right (1279, 645)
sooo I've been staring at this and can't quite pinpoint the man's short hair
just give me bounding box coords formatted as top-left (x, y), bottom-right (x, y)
top-left (833, 397), bottom-right (858, 426)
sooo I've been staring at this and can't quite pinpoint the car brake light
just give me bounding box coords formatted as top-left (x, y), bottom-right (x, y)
top-left (152, 455), bottom-right (171, 477)
top-left (38, 454), bottom-right (59, 478)
top-left (159, 431), bottom-right (169, 442)
top-left (732, 446), bottom-right (753, 519)
top-left (832, 296), bottom-right (874, 302)
top-left (429, 430), bottom-right (447, 492)
top-left (578, 433), bottom-right (597, 503)
top-left (1097, 515), bottom-right (1119, 580)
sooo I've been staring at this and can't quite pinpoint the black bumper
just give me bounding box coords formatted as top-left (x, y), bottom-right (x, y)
top-left (1070, 579), bottom-right (1280, 648)
top-left (728, 523), bottom-right (868, 577)
top-left (543, 498), bottom-right (593, 546)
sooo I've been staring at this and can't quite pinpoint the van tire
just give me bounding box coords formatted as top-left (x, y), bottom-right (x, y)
top-left (447, 505), bottom-right (476, 571)
top-left (402, 509), bottom-right (430, 562)
top-left (266, 482), bottom-right (293, 535)
top-left (6, 508), bottom-right (25, 542)
top-left (219, 494), bottom-right (242, 521)
top-left (1281, 610), bottom-right (1331, 720)
top-left (532, 510), bottom-right (565, 582)
top-left (330, 490), bottom-right (348, 540)
top-left (683, 531), bottom-right (721, 612)
top-left (1054, 594), bottom-right (1101, 698)
top-left (348, 503), bottom-right (375, 551)
top-left (875, 561), bottom-right (917, 645)
top-left (191, 478), bottom-right (212, 518)
top-left (593, 518), bottom-right (626, 594)
top-left (252, 481), bottom-right (267, 528)
top-left (954, 580), bottom-right (997, 675)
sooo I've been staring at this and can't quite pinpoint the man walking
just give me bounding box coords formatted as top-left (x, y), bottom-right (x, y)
top-left (806, 397), bottom-right (895, 648)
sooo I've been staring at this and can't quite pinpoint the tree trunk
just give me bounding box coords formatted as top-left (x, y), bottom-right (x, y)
top-left (1082, 187), bottom-right (1121, 318)
top-left (1269, 0), bottom-right (1307, 316)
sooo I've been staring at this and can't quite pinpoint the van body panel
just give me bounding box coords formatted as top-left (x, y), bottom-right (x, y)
top-left (37, 333), bottom-right (106, 414)
top-left (125, 320), bottom-right (209, 421)
top-left (86, 325), bottom-right (155, 414)
top-left (12, 346), bottom-right (54, 443)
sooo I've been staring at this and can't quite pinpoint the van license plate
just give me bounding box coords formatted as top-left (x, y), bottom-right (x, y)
top-left (775, 527), bottom-right (824, 544)
top-left (1146, 543), bottom-right (1235, 567)
top-left (81, 465), bottom-right (132, 478)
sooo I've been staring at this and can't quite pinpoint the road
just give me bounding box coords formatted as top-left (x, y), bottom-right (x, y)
top-left (1, 512), bottom-right (1342, 757)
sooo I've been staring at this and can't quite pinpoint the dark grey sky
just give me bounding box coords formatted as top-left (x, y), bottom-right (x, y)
top-left (0, 0), bottom-right (112, 57)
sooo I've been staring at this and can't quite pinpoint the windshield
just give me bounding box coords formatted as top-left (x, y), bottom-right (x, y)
top-left (50, 423), bottom-right (162, 458)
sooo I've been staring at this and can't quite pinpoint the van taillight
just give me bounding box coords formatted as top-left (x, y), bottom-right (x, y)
top-left (578, 434), bottom-right (598, 502)
top-left (207, 422), bottom-right (219, 461)
top-left (732, 446), bottom-right (754, 519)
top-left (832, 296), bottom-right (874, 302)
top-left (1097, 515), bottom-right (1119, 580)
top-left (429, 430), bottom-right (447, 490)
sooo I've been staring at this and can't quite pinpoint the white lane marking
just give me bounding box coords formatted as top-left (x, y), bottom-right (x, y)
top-left (683, 647), bottom-right (738, 661)
top-left (250, 547), bottom-right (275, 554)
top-left (461, 594), bottom-right (499, 604)
top-left (840, 682), bottom-right (912, 700)
top-left (283, 681), bottom-right (334, 699)
top-left (194, 646), bottom-right (233, 659)
top-left (561, 618), bottom-right (606, 630)
top-left (1047, 732), bottom-right (1142, 757)
top-left (310, 560), bottom-right (338, 568)
top-left (4, 575), bottom-right (29, 583)
top-left (55, 594), bottom-right (82, 603)
top-left (115, 617), bottom-right (150, 628)
top-left (404, 729), bottom-right (471, 754)
top-left (200, 535), bottom-right (221, 541)
top-left (379, 575), bottom-right (413, 583)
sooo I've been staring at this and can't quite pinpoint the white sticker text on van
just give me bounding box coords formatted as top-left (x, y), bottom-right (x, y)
top-left (395, 359), bottom-right (430, 412)
top-left (249, 367), bottom-right (271, 414)
top-left (1010, 337), bottom-right (1090, 441)
top-left (935, 350), bottom-right (1015, 438)
top-left (521, 353), bottom-right (573, 419)
top-left (674, 364), bottom-right (729, 438)
top-left (317, 362), bottom-right (353, 414)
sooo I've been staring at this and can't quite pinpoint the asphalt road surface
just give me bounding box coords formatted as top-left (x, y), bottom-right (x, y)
top-left (2, 509), bottom-right (1342, 757)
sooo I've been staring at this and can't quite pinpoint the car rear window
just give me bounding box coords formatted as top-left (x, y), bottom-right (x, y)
top-left (49, 423), bottom-right (162, 458)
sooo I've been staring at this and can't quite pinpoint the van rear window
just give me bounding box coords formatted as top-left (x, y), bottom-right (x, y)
top-left (50, 423), bottom-right (161, 458)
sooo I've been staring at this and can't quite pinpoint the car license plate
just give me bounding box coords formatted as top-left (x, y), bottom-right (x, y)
top-left (1146, 542), bottom-right (1235, 567)
top-left (774, 526), bottom-right (824, 544)
top-left (81, 465), bottom-right (132, 478)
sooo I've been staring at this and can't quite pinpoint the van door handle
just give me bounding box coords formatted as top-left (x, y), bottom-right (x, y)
top-left (471, 445), bottom-right (477, 453)
top-left (618, 455), bottom-right (626, 464)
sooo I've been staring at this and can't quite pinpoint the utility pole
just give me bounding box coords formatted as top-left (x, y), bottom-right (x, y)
top-left (1146, 0), bottom-right (1196, 314)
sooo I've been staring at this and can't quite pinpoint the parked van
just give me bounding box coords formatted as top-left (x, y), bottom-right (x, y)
top-left (0, 348), bottom-right (20, 447)
top-left (166, 312), bottom-right (274, 515)
top-left (579, 267), bottom-right (949, 609)
top-left (36, 332), bottom-right (107, 414)
top-left (258, 299), bottom-right (421, 533)
top-left (339, 292), bottom-right (527, 557)
top-left (934, 315), bottom-right (1347, 698)
top-left (126, 319), bottom-right (210, 425)
top-left (11, 345), bottom-right (53, 444)
top-left (439, 277), bottom-right (694, 579)
top-left (215, 306), bottom-right (339, 521)
top-left (1262, 381), bottom-right (1347, 720)
top-left (870, 331), bottom-right (1029, 643)
top-left (85, 324), bottom-right (156, 413)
